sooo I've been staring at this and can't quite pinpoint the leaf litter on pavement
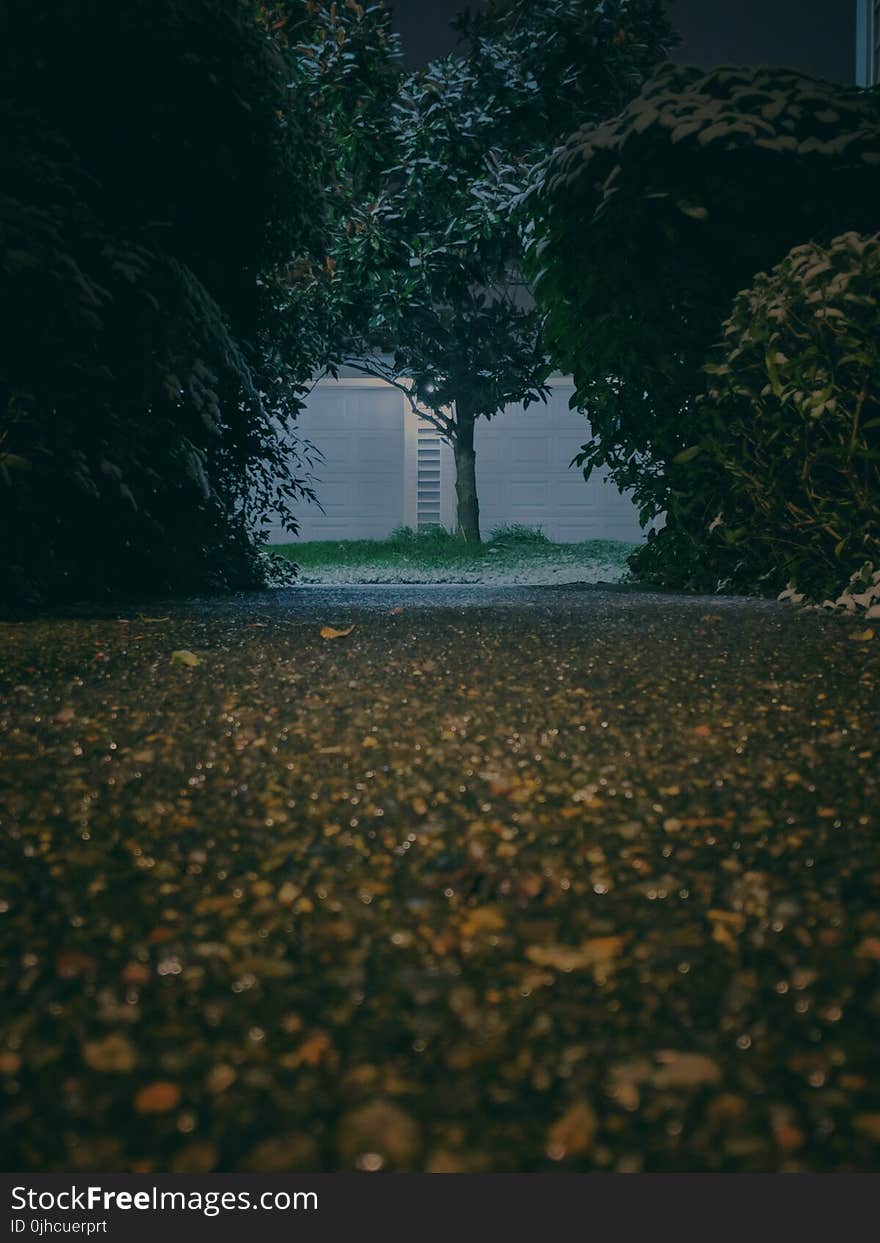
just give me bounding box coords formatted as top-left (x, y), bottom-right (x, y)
top-left (0, 590), bottom-right (878, 1172)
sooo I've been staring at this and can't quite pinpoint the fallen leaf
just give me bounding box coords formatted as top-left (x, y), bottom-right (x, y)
top-left (171, 649), bottom-right (200, 667)
top-left (708, 908), bottom-right (746, 948)
top-left (855, 936), bottom-right (880, 960)
top-left (651, 1051), bottom-right (721, 1089)
top-left (320, 625), bottom-right (355, 640)
top-left (206, 1064), bottom-right (236, 1094)
top-left (134, 1082), bottom-right (181, 1114)
top-left (547, 1100), bottom-right (598, 1159)
top-left (853, 1114), bottom-right (880, 1141)
top-left (461, 905), bottom-right (506, 938)
top-left (53, 707), bottom-right (76, 724)
top-left (526, 937), bottom-right (625, 973)
top-left (771, 1108), bottom-right (805, 1152)
top-left (291, 1032), bottom-right (333, 1068)
top-left (337, 1100), bottom-right (421, 1168)
top-left (171, 1143), bottom-right (218, 1173)
top-left (850, 628), bottom-right (874, 642)
top-left (83, 1034), bottom-right (137, 1073)
top-left (121, 962), bottom-right (151, 985)
top-left (56, 952), bottom-right (96, 978)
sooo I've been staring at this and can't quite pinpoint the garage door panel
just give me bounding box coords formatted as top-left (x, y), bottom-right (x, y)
top-left (268, 382), bottom-right (406, 543)
top-left (474, 385), bottom-right (643, 542)
top-left (511, 480), bottom-right (548, 507)
top-left (511, 436), bottom-right (549, 464)
top-left (265, 377), bottom-right (645, 546)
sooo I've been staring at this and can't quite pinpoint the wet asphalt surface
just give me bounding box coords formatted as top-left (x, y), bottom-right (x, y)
top-left (1, 584), bottom-right (878, 1172)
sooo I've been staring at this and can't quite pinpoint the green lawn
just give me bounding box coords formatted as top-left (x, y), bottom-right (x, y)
top-left (267, 525), bottom-right (639, 585)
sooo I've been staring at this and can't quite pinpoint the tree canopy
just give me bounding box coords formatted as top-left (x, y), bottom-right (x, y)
top-left (529, 64), bottom-right (880, 536)
top-left (307, 0), bottom-right (676, 541)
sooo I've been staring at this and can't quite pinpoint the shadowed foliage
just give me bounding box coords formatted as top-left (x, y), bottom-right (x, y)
top-left (640, 232), bottom-right (880, 598)
top-left (530, 64), bottom-right (880, 570)
top-left (0, 0), bottom-right (324, 604)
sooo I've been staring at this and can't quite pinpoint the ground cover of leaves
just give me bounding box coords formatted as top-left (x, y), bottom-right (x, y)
top-left (0, 585), bottom-right (878, 1172)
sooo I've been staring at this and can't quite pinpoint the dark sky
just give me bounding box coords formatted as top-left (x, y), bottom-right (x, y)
top-left (392, 0), bottom-right (856, 84)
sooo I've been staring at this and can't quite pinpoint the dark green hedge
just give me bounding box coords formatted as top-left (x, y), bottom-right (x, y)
top-left (634, 232), bottom-right (880, 598)
top-left (0, 1), bottom-right (319, 605)
top-left (530, 65), bottom-right (880, 538)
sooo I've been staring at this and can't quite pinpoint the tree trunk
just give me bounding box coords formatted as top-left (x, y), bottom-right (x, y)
top-left (453, 406), bottom-right (480, 543)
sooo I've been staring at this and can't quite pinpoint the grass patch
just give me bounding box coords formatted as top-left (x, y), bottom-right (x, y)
top-left (267, 526), bottom-right (639, 584)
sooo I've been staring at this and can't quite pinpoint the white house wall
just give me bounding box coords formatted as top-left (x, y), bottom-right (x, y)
top-left (264, 379), bottom-right (406, 543)
top-left (470, 384), bottom-right (644, 542)
top-left (265, 376), bottom-right (645, 544)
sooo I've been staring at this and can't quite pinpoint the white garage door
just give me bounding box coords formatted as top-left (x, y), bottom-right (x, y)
top-left (263, 376), bottom-right (645, 545)
top-left (265, 381), bottom-right (406, 543)
top-left (470, 385), bottom-right (644, 542)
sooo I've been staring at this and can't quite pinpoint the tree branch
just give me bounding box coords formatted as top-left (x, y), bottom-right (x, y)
top-left (341, 356), bottom-right (457, 439)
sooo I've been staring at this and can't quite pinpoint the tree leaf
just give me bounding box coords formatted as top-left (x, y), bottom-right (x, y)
top-left (320, 625), bottom-right (355, 640)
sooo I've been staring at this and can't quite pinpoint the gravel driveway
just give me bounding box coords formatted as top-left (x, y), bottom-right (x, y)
top-left (1, 584), bottom-right (877, 1171)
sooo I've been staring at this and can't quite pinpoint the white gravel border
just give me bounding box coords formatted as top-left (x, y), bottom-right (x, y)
top-left (298, 557), bottom-right (630, 587)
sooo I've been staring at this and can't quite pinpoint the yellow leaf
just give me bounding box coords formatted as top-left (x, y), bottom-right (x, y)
top-left (707, 908), bottom-right (746, 948)
top-left (320, 625), bottom-right (355, 640)
top-left (526, 936), bottom-right (625, 973)
top-left (461, 905), bottom-right (506, 938)
top-left (547, 1100), bottom-right (598, 1159)
top-left (83, 1034), bottom-right (137, 1073)
top-left (850, 628), bottom-right (874, 642)
top-left (171, 649), bottom-right (200, 667)
top-left (291, 1031), bottom-right (333, 1068)
top-left (651, 1051), bottom-right (721, 1089)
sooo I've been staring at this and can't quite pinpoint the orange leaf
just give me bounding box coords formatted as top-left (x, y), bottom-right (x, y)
top-left (56, 952), bottom-right (96, 978)
top-left (320, 625), bottom-right (354, 640)
top-left (134, 1082), bottom-right (181, 1114)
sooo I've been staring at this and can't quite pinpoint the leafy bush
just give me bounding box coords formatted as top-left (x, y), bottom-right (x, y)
top-left (530, 65), bottom-right (880, 531)
top-left (633, 232), bottom-right (880, 598)
top-left (0, 0), bottom-right (323, 605)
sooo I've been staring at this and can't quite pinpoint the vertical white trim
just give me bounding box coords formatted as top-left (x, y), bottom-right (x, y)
top-left (415, 421), bottom-right (443, 528)
top-left (856, 0), bottom-right (878, 86)
top-left (402, 397), bottom-right (420, 529)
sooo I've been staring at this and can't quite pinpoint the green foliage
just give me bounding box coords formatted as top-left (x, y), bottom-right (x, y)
top-left (313, 1), bottom-right (676, 543)
top-left (637, 232), bottom-right (880, 598)
top-left (271, 1), bottom-right (404, 369)
top-left (269, 528), bottom-right (635, 579)
top-left (530, 65), bottom-right (880, 531)
top-left (0, 0), bottom-right (324, 604)
top-left (487, 524), bottom-right (551, 545)
top-left (302, 2), bottom-right (675, 497)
